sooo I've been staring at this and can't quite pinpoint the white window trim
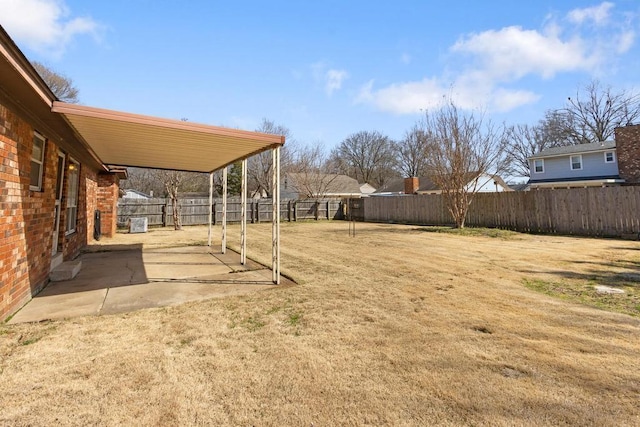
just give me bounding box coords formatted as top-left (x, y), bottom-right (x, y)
top-left (604, 151), bottom-right (616, 163)
top-left (533, 159), bottom-right (544, 174)
top-left (570, 155), bottom-right (583, 171)
top-left (30, 132), bottom-right (46, 191)
top-left (65, 157), bottom-right (80, 235)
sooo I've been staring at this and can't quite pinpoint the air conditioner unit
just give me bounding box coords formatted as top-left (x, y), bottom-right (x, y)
top-left (129, 217), bottom-right (148, 233)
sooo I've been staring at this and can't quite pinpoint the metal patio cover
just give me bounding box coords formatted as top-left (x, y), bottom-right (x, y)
top-left (52, 102), bottom-right (285, 173)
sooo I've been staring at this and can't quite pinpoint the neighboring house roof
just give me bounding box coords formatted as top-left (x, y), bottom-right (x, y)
top-left (359, 183), bottom-right (377, 195)
top-left (374, 173), bottom-right (509, 195)
top-left (283, 173), bottom-right (362, 198)
top-left (529, 141), bottom-right (616, 159)
top-left (487, 175), bottom-right (512, 192)
top-left (122, 189), bottom-right (151, 199)
top-left (375, 176), bottom-right (439, 194)
top-left (507, 182), bottom-right (530, 191)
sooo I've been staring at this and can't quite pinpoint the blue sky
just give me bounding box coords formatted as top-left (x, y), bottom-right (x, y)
top-left (1, 0), bottom-right (639, 151)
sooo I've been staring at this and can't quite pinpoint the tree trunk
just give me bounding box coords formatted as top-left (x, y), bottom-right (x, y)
top-left (171, 193), bottom-right (182, 230)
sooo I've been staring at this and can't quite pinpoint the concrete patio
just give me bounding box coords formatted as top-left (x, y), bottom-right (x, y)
top-left (9, 244), bottom-right (290, 324)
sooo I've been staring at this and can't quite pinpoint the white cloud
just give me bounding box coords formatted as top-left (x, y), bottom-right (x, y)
top-left (356, 73), bottom-right (540, 115)
top-left (356, 3), bottom-right (636, 116)
top-left (451, 25), bottom-right (599, 80)
top-left (567, 2), bottom-right (614, 26)
top-left (356, 78), bottom-right (447, 114)
top-left (0, 0), bottom-right (101, 57)
top-left (325, 69), bottom-right (348, 95)
top-left (616, 30), bottom-right (635, 54)
top-left (491, 88), bottom-right (541, 112)
top-left (311, 62), bottom-right (349, 96)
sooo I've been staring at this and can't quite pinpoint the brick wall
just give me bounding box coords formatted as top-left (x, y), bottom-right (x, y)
top-left (615, 124), bottom-right (640, 184)
top-left (0, 101), bottom-right (100, 321)
top-left (0, 102), bottom-right (55, 320)
top-left (97, 173), bottom-right (119, 238)
top-left (85, 170), bottom-right (97, 245)
top-left (62, 165), bottom-right (97, 260)
top-left (404, 177), bottom-right (419, 194)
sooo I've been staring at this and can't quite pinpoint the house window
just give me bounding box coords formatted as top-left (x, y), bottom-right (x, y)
top-left (604, 151), bottom-right (615, 163)
top-left (570, 155), bottom-right (582, 170)
top-left (533, 159), bottom-right (544, 173)
top-left (30, 132), bottom-right (46, 190)
top-left (65, 158), bottom-right (80, 235)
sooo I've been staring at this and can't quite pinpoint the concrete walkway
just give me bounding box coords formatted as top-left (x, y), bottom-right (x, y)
top-left (9, 246), bottom-right (290, 324)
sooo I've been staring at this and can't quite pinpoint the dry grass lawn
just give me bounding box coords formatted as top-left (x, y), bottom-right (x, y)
top-left (1, 222), bottom-right (639, 426)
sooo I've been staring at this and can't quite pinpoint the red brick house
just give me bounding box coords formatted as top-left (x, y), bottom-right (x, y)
top-left (615, 124), bottom-right (640, 185)
top-left (0, 27), bottom-right (127, 320)
top-left (0, 26), bottom-right (284, 321)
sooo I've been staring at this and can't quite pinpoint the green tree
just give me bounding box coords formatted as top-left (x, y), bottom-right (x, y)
top-left (227, 162), bottom-right (243, 196)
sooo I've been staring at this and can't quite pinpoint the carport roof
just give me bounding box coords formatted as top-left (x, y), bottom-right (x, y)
top-left (52, 101), bottom-right (285, 173)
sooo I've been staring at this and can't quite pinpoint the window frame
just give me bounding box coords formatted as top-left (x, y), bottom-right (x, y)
top-left (30, 132), bottom-right (46, 191)
top-left (533, 159), bottom-right (544, 174)
top-left (570, 155), bottom-right (583, 171)
top-left (604, 151), bottom-right (616, 163)
top-left (65, 157), bottom-right (80, 235)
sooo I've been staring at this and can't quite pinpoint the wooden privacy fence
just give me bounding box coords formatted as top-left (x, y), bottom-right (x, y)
top-left (117, 198), bottom-right (344, 227)
top-left (354, 186), bottom-right (640, 237)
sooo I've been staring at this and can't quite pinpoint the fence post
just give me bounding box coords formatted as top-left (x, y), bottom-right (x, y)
top-left (256, 200), bottom-right (260, 223)
top-left (162, 202), bottom-right (167, 227)
top-left (287, 200), bottom-right (292, 222)
top-left (293, 201), bottom-right (297, 221)
top-left (326, 201), bottom-right (330, 220)
top-left (314, 201), bottom-right (319, 220)
top-left (212, 201), bottom-right (216, 225)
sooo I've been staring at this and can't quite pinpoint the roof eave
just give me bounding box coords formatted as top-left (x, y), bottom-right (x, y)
top-left (529, 145), bottom-right (616, 160)
top-left (51, 102), bottom-right (285, 173)
top-left (529, 179), bottom-right (625, 188)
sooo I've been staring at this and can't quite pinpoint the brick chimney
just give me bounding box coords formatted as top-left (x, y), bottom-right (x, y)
top-left (615, 124), bottom-right (640, 184)
top-left (404, 177), bottom-right (419, 194)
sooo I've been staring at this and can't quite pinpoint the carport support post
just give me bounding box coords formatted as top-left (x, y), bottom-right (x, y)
top-left (241, 159), bottom-right (247, 265)
top-left (272, 146), bottom-right (281, 284)
top-left (207, 172), bottom-right (213, 246)
top-left (222, 166), bottom-right (227, 254)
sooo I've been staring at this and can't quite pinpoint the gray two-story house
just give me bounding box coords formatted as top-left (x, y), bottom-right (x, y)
top-left (527, 141), bottom-right (624, 188)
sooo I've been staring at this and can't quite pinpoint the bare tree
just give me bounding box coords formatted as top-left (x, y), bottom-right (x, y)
top-left (559, 80), bottom-right (640, 144)
top-left (248, 119), bottom-right (296, 197)
top-left (505, 124), bottom-right (544, 178)
top-left (122, 167), bottom-right (209, 230)
top-left (153, 170), bottom-right (212, 230)
top-left (505, 111), bottom-right (579, 177)
top-left (122, 167), bottom-right (164, 197)
top-left (31, 61), bottom-right (79, 103)
top-left (538, 110), bottom-right (577, 146)
top-left (286, 142), bottom-right (338, 200)
top-left (158, 170), bottom-right (185, 230)
top-left (396, 124), bottom-right (430, 177)
top-left (424, 103), bottom-right (508, 228)
top-left (329, 130), bottom-right (398, 188)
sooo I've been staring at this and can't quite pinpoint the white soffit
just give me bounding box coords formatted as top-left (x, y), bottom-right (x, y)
top-left (51, 102), bottom-right (284, 173)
